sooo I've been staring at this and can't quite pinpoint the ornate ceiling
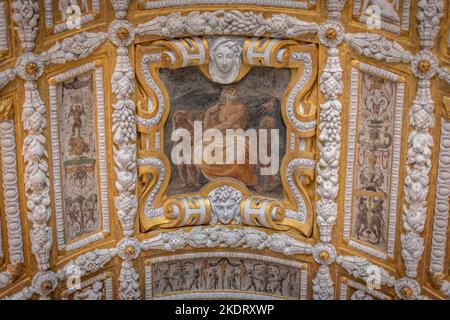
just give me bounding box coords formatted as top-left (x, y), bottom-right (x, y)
top-left (0, 0), bottom-right (449, 300)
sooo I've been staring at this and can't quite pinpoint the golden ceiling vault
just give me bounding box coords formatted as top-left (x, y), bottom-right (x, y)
top-left (0, 0), bottom-right (449, 300)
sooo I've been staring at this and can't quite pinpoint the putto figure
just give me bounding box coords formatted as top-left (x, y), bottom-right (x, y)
top-left (209, 38), bottom-right (243, 84)
top-left (208, 186), bottom-right (242, 224)
top-left (199, 86), bottom-right (257, 185)
top-left (68, 104), bottom-right (86, 137)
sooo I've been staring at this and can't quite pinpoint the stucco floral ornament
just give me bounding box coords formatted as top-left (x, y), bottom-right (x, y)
top-left (401, 233), bottom-right (424, 277)
top-left (31, 271), bottom-right (57, 299)
top-left (367, 37), bottom-right (408, 61)
top-left (117, 237), bottom-right (141, 260)
top-left (15, 52), bottom-right (43, 81)
top-left (395, 277), bottom-right (422, 300)
top-left (409, 103), bottom-right (435, 135)
top-left (411, 50), bottom-right (438, 80)
top-left (12, 0), bottom-right (39, 52)
top-left (416, 0), bottom-right (444, 49)
top-left (112, 101), bottom-right (136, 143)
top-left (316, 199), bottom-right (337, 242)
top-left (12, 0), bottom-right (37, 27)
top-left (343, 33), bottom-right (414, 63)
top-left (116, 192), bottom-right (138, 232)
top-left (419, 0), bottom-right (439, 18)
top-left (110, 0), bottom-right (131, 19)
top-left (312, 243), bottom-right (336, 265)
top-left (109, 20), bottom-right (135, 47)
top-left (318, 21), bottom-right (344, 47)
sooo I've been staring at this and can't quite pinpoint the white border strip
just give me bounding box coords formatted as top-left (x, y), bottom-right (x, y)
top-left (300, 269), bottom-right (308, 300)
top-left (0, 199), bottom-right (2, 258)
top-left (429, 117), bottom-right (450, 273)
top-left (358, 62), bottom-right (399, 82)
top-left (339, 282), bottom-right (348, 300)
top-left (348, 240), bottom-right (388, 260)
top-left (387, 82), bottom-right (404, 256)
top-left (145, 264), bottom-right (153, 300)
top-left (44, 0), bottom-right (53, 29)
top-left (352, 0), bottom-right (361, 14)
top-left (104, 277), bottom-right (114, 300)
top-left (49, 83), bottom-right (64, 247)
top-left (0, 120), bottom-right (24, 264)
top-left (401, 0), bottom-right (411, 31)
top-left (0, 1), bottom-right (8, 51)
top-left (343, 66), bottom-right (359, 239)
top-left (94, 67), bottom-right (110, 233)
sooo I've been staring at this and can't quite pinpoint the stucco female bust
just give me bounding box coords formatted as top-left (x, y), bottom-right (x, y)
top-left (208, 38), bottom-right (243, 84)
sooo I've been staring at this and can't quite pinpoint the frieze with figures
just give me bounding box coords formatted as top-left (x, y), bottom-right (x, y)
top-left (146, 253), bottom-right (305, 299)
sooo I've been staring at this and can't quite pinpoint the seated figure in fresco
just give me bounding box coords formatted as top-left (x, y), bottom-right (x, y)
top-left (198, 86), bottom-right (257, 186)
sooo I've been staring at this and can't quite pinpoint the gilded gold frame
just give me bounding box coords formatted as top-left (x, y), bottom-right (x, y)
top-left (135, 36), bottom-right (318, 236)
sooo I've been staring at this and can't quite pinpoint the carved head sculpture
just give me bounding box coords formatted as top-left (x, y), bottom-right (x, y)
top-left (208, 186), bottom-right (242, 224)
top-left (209, 38), bottom-right (243, 84)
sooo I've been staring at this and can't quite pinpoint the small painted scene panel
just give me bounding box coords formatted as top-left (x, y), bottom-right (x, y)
top-left (161, 67), bottom-right (289, 198)
top-left (59, 72), bottom-right (100, 243)
top-left (351, 71), bottom-right (397, 251)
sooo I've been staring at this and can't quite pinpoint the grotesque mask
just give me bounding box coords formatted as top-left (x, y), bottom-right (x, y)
top-left (208, 186), bottom-right (242, 224)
